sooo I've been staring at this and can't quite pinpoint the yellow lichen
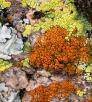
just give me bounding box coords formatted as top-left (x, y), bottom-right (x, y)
top-left (0, 59), bottom-right (12, 72)
top-left (0, 0), bottom-right (11, 9)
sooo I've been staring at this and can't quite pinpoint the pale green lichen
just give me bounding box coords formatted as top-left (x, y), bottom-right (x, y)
top-left (22, 58), bottom-right (30, 68)
top-left (23, 42), bottom-right (32, 53)
top-left (22, 25), bottom-right (32, 37)
top-left (84, 65), bottom-right (92, 81)
top-left (76, 90), bottom-right (85, 97)
top-left (0, 59), bottom-right (12, 72)
top-left (0, 0), bottom-right (11, 9)
top-left (37, 0), bottom-right (63, 11)
top-left (22, 0), bottom-right (92, 37)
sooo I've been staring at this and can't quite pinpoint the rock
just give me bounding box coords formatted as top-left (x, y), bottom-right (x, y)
top-left (6, 76), bottom-right (18, 89)
top-left (29, 32), bottom-right (41, 47)
top-left (37, 69), bottom-right (51, 77)
top-left (2, 67), bottom-right (28, 90)
top-left (18, 75), bottom-right (28, 89)
top-left (36, 76), bottom-right (51, 86)
top-left (22, 92), bottom-right (31, 102)
top-left (26, 80), bottom-right (40, 91)
top-left (23, 67), bottom-right (35, 75)
top-left (50, 75), bottom-right (64, 82)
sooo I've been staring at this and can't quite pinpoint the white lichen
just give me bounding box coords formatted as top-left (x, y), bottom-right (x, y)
top-left (0, 24), bottom-right (23, 59)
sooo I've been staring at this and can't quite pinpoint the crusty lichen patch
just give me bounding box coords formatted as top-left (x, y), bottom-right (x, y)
top-left (0, 24), bottom-right (23, 60)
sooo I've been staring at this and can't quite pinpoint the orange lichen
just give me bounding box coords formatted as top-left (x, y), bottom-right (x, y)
top-left (47, 81), bottom-right (62, 101)
top-left (29, 26), bottom-right (91, 75)
top-left (61, 79), bottom-right (77, 97)
top-left (28, 80), bottom-right (77, 102)
top-left (29, 85), bottom-right (48, 102)
top-left (28, 82), bottom-right (62, 102)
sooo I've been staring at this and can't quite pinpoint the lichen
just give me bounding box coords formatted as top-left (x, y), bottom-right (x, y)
top-left (0, 59), bottom-right (12, 72)
top-left (84, 65), bottom-right (92, 81)
top-left (22, 25), bottom-right (32, 37)
top-left (29, 26), bottom-right (91, 73)
top-left (28, 80), bottom-right (77, 102)
top-left (0, 0), bottom-right (11, 9)
top-left (76, 90), bottom-right (85, 97)
top-left (0, 24), bottom-right (23, 60)
top-left (22, 58), bottom-right (30, 68)
top-left (22, 0), bottom-right (92, 37)
top-left (23, 42), bottom-right (32, 53)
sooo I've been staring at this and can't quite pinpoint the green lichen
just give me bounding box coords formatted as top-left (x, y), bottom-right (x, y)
top-left (84, 65), bottom-right (92, 81)
top-left (22, 0), bottom-right (92, 37)
top-left (77, 90), bottom-right (85, 97)
top-left (22, 0), bottom-right (37, 8)
top-left (22, 58), bottom-right (30, 68)
top-left (37, 0), bottom-right (63, 11)
top-left (0, 59), bottom-right (12, 72)
top-left (22, 25), bottom-right (32, 37)
top-left (23, 42), bottom-right (32, 53)
top-left (22, 0), bottom-right (63, 10)
top-left (0, 0), bottom-right (11, 9)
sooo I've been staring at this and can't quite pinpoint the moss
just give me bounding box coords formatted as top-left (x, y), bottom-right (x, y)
top-left (0, 59), bottom-right (12, 72)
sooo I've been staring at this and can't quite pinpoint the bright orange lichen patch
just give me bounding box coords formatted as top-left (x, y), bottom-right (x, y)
top-left (61, 79), bottom-right (77, 97)
top-left (28, 80), bottom-right (77, 102)
top-left (29, 85), bottom-right (48, 102)
top-left (29, 26), bottom-right (91, 75)
top-left (47, 81), bottom-right (62, 101)
top-left (28, 82), bottom-right (61, 102)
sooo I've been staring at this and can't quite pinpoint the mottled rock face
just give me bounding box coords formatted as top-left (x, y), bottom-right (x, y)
top-left (0, 25), bottom-right (23, 59)
top-left (74, 0), bottom-right (92, 23)
top-left (1, 67), bottom-right (28, 90)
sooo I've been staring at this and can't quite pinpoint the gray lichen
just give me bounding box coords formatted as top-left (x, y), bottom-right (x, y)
top-left (0, 24), bottom-right (23, 59)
